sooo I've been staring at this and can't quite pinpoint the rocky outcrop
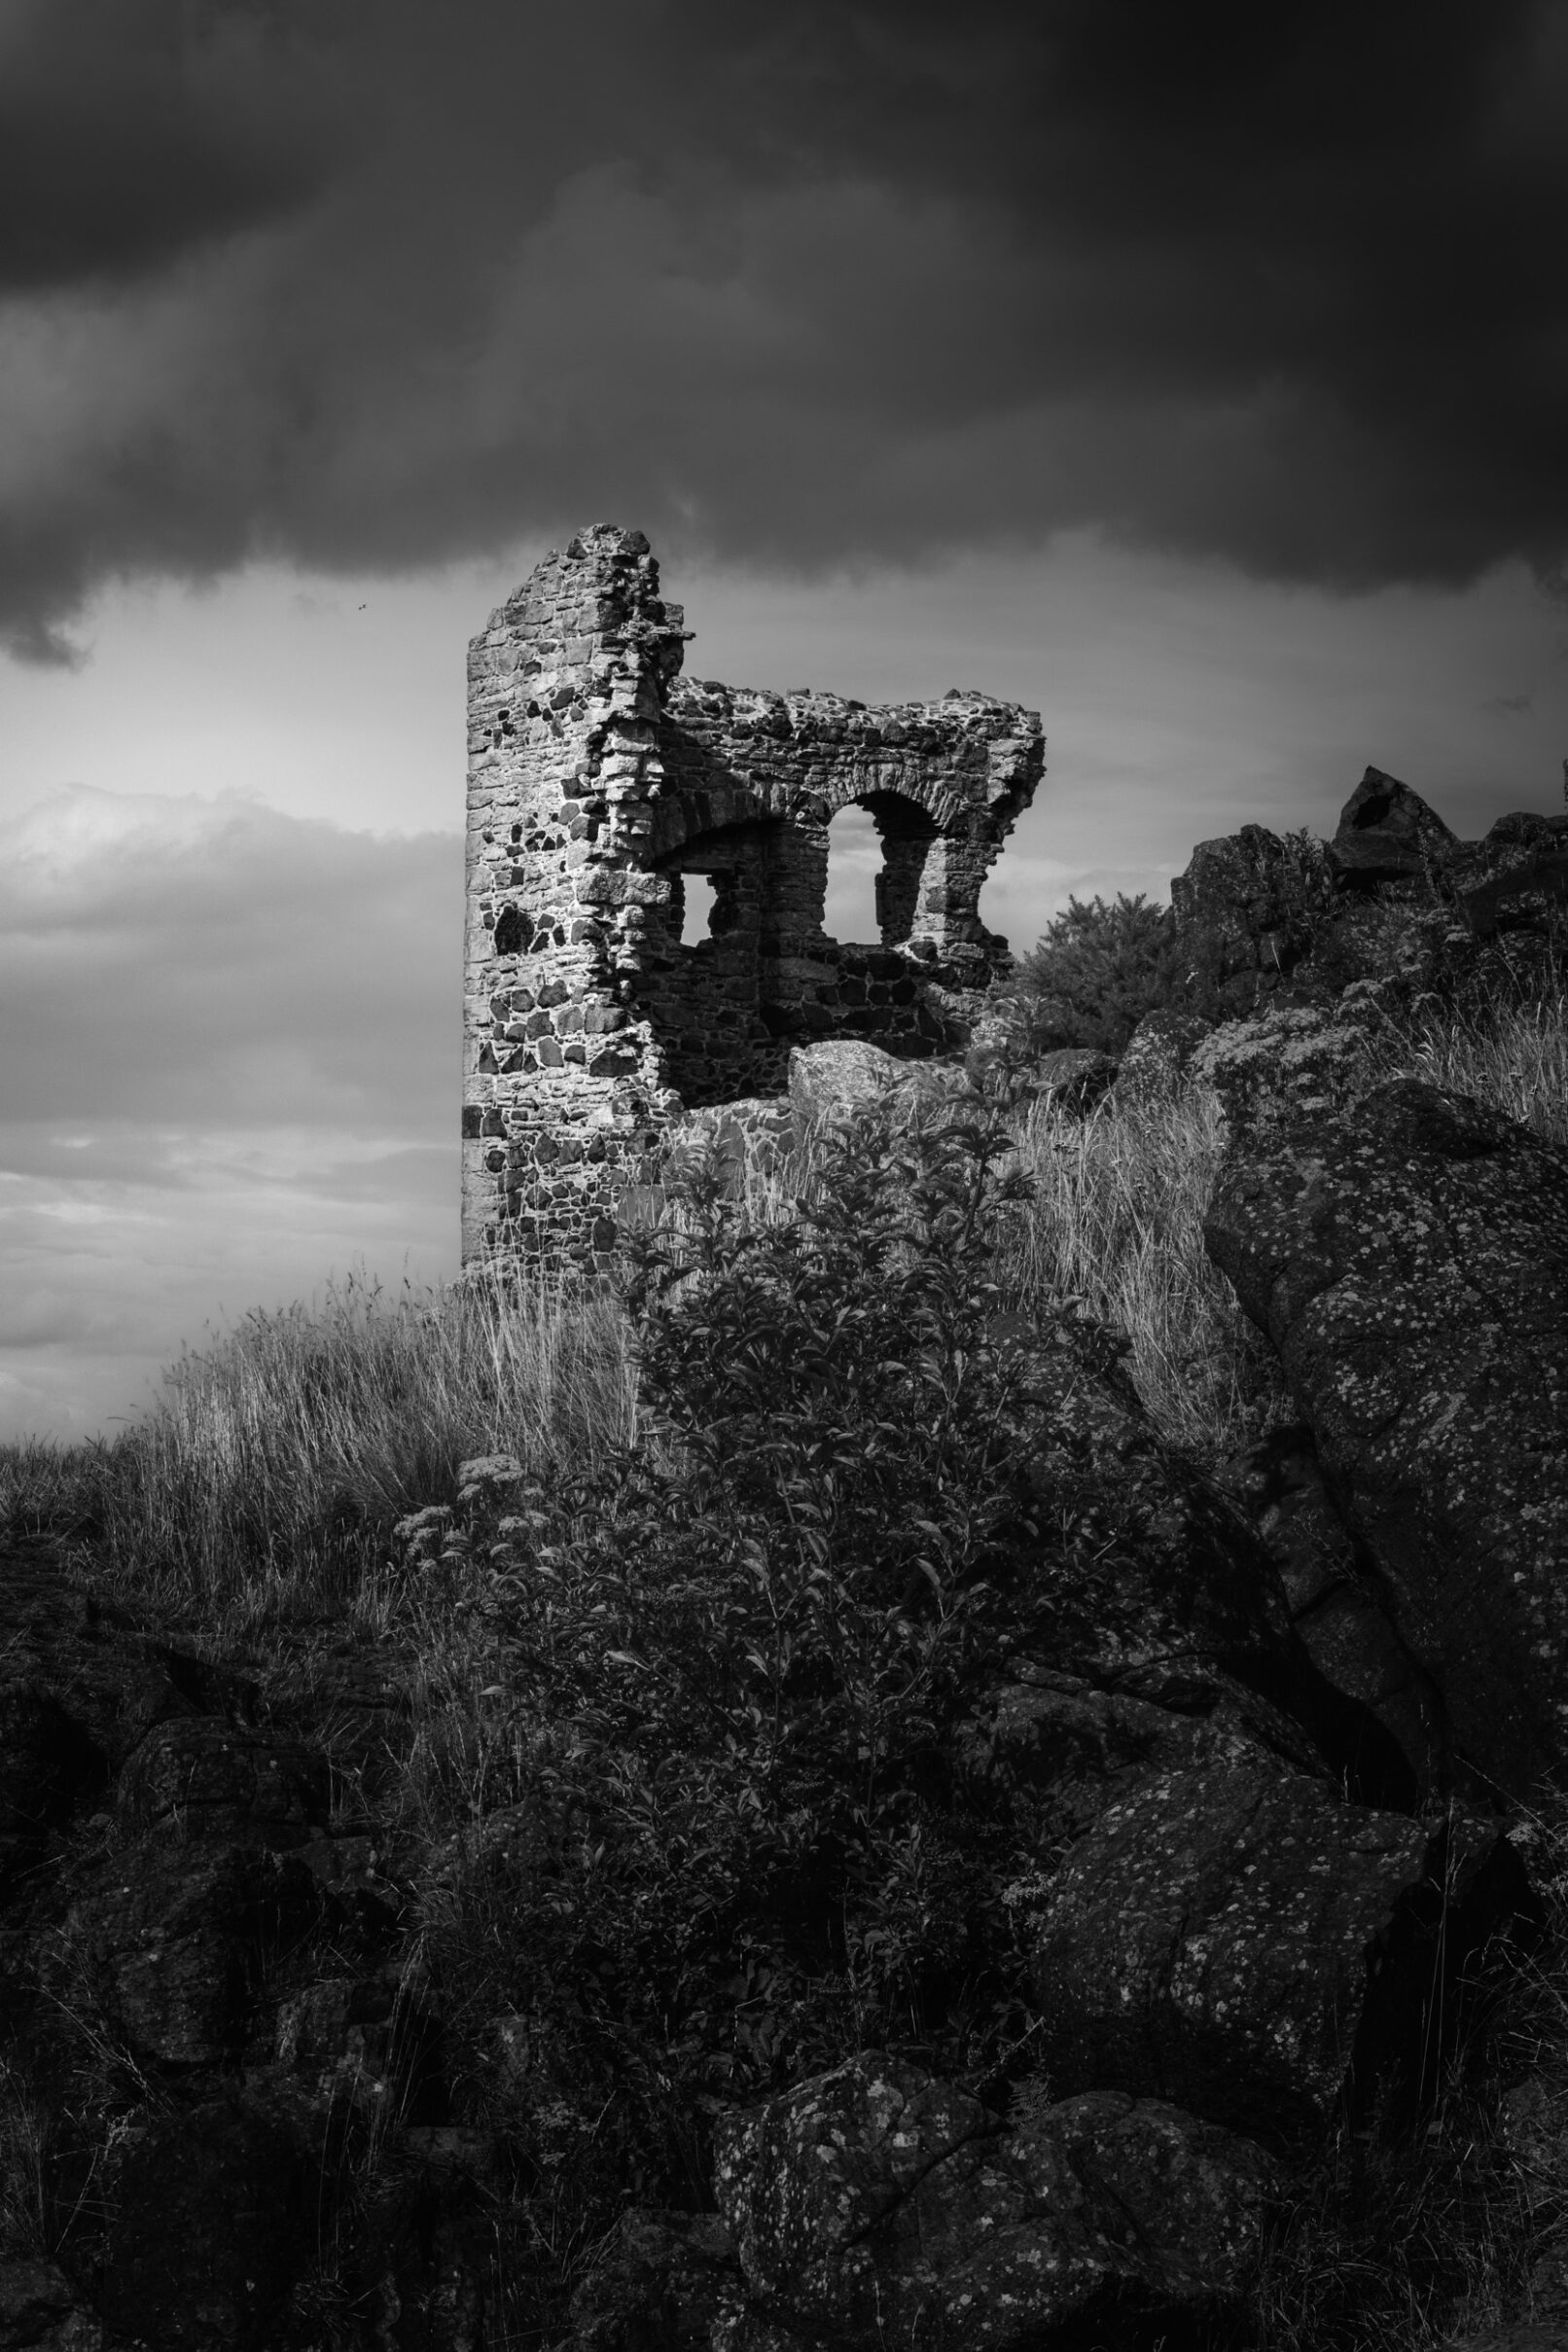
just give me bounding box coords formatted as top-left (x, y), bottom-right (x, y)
top-left (708, 2055), bottom-right (1278, 2352)
top-left (0, 1543), bottom-right (494, 2351)
top-left (1205, 1078), bottom-right (1568, 1798)
top-left (1326, 766), bottom-right (1460, 891)
top-left (1221, 1423), bottom-right (1450, 1792)
top-left (1028, 1764), bottom-right (1523, 2141)
top-left (1170, 823), bottom-right (1317, 1008)
top-left (1112, 1010), bottom-right (1213, 1108)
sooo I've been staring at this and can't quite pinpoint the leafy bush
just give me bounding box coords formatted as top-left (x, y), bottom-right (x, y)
top-left (1012, 891), bottom-right (1187, 1052)
top-left (406, 1105), bottom-right (1077, 2275)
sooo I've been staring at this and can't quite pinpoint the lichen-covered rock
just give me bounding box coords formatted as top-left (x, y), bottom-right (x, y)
top-left (1204, 1077), bottom-right (1568, 1796)
top-left (1188, 1002), bottom-right (1376, 1131)
top-left (1029, 1763), bottom-right (1521, 2140)
top-left (1112, 1010), bottom-right (1214, 1108)
top-left (712, 2054), bottom-right (1278, 2350)
top-left (1030, 1045), bottom-right (1119, 1113)
top-left (1008, 1341), bottom-right (1297, 1707)
top-left (952, 1665), bottom-right (1323, 1852)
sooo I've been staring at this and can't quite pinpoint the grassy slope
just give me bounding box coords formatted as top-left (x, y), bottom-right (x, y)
top-left (1, 967), bottom-right (1565, 2348)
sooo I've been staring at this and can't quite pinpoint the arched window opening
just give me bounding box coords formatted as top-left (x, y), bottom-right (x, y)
top-left (825, 804), bottom-right (880, 944)
top-left (680, 872), bottom-right (719, 946)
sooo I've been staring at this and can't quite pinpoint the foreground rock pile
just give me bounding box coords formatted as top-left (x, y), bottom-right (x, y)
top-left (0, 767), bottom-right (1564, 2350)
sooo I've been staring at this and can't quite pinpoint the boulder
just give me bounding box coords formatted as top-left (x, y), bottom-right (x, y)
top-left (115, 1719), bottom-right (330, 1848)
top-left (1205, 1078), bottom-right (1568, 1797)
top-left (1223, 1423), bottom-right (1449, 1794)
top-left (788, 1040), bottom-right (907, 1123)
top-left (1170, 823), bottom-right (1317, 1005)
top-left (1327, 766), bottom-right (1459, 891)
top-left (951, 1665), bottom-right (1324, 1854)
top-left (53, 1837), bottom-right (322, 2066)
top-left (998, 1331), bottom-right (1427, 1804)
top-left (1188, 1002), bottom-right (1377, 1132)
top-left (1113, 1009), bottom-right (1214, 1108)
top-left (1029, 1763), bottom-right (1526, 2142)
top-left (712, 2053), bottom-right (1278, 2350)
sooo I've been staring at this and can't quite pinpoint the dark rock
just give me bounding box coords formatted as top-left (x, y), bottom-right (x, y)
top-left (1327, 766), bottom-right (1459, 890)
top-left (1223, 1424), bottom-right (1449, 1794)
top-left (1028, 1763), bottom-right (1526, 2142)
top-left (116, 1718), bottom-right (330, 1849)
top-left (712, 2053), bottom-right (1278, 2350)
top-left (1004, 1336), bottom-right (1426, 1805)
top-left (1205, 1078), bottom-right (1568, 1797)
top-left (96, 2095), bottom-right (310, 2351)
top-left (53, 1838), bottom-right (322, 2067)
top-left (952, 1665), bottom-right (1323, 1853)
top-left (568, 2210), bottom-right (756, 2352)
top-left (0, 1684), bottom-right (105, 1881)
top-left (0, 2258), bottom-right (98, 2349)
top-left (1171, 823), bottom-right (1313, 1004)
top-left (1009, 1341), bottom-right (1296, 1704)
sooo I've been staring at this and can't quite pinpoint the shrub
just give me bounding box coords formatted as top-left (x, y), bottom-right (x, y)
top-left (404, 1105), bottom-right (1083, 2284)
top-left (1011, 891), bottom-right (1185, 1053)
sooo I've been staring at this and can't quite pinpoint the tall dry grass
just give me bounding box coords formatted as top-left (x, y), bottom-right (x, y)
top-left (1401, 976), bottom-right (1568, 1147)
top-left (1004, 1082), bottom-right (1290, 1458)
top-left (0, 1268), bottom-right (632, 1639)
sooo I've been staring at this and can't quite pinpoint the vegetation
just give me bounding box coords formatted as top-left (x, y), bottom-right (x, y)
top-left (1012, 890), bottom-right (1186, 1052)
top-left (3, 894), bottom-right (1567, 2348)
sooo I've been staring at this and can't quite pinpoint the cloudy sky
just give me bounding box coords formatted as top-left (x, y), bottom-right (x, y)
top-left (4, 0), bottom-right (1567, 1439)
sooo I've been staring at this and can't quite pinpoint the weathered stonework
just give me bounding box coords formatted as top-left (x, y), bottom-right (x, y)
top-left (463, 525), bottom-right (1045, 1263)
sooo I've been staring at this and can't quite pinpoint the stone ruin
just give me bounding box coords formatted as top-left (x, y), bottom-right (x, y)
top-left (462, 525), bottom-right (1045, 1264)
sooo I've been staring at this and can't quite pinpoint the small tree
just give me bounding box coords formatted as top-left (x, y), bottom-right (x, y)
top-left (1013, 892), bottom-right (1185, 1052)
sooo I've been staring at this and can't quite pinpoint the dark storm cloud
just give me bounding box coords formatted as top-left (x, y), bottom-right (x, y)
top-left (0, 0), bottom-right (338, 290)
top-left (2, 0), bottom-right (1566, 657)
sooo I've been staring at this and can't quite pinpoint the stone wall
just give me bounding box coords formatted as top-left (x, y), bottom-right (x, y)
top-left (463, 526), bottom-right (1045, 1264)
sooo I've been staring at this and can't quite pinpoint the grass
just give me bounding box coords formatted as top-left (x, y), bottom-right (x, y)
top-left (0, 1267), bottom-right (633, 1643)
top-left (1403, 973), bottom-right (1568, 1148)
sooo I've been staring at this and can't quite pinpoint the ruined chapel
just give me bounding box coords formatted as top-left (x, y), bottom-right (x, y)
top-left (462, 526), bottom-right (1045, 1263)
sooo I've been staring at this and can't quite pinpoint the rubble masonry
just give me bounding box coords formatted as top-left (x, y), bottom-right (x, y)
top-left (462, 526), bottom-right (1045, 1264)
